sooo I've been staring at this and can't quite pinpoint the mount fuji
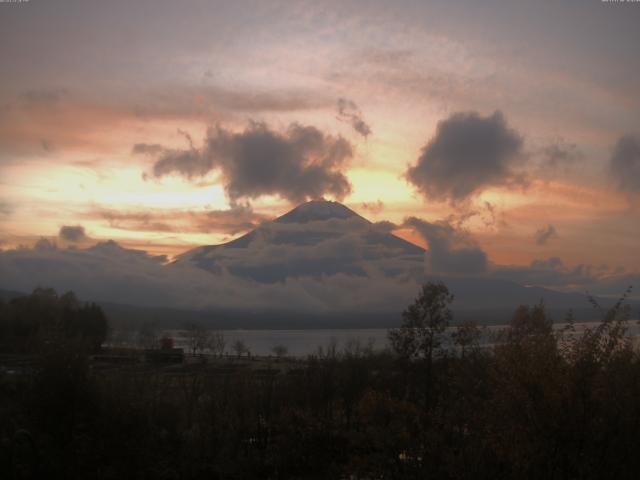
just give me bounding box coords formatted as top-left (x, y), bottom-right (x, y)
top-left (172, 200), bottom-right (425, 283)
top-left (0, 200), bottom-right (623, 327)
top-left (169, 200), bottom-right (605, 323)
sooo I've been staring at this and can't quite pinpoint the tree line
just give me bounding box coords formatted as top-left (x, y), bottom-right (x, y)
top-left (0, 287), bottom-right (108, 353)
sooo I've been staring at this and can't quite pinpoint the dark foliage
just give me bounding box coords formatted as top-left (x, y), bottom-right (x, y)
top-left (0, 288), bottom-right (108, 353)
top-left (1, 283), bottom-right (639, 479)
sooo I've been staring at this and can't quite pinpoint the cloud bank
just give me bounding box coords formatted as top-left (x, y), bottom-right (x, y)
top-left (0, 238), bottom-right (419, 314)
top-left (1, 220), bottom-right (636, 318)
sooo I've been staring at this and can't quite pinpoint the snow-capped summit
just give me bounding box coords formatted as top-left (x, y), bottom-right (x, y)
top-left (274, 200), bottom-right (367, 224)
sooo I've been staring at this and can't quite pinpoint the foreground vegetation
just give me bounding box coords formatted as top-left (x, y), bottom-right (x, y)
top-left (1, 285), bottom-right (639, 479)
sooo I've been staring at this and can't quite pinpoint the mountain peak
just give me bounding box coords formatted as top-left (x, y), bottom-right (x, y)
top-left (275, 200), bottom-right (365, 224)
top-left (173, 199), bottom-right (425, 281)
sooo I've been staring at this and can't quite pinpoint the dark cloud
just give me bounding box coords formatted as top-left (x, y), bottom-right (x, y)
top-left (144, 122), bottom-right (353, 204)
top-left (59, 225), bottom-right (88, 243)
top-left (404, 217), bottom-right (488, 275)
top-left (149, 147), bottom-right (211, 179)
top-left (539, 140), bottom-right (584, 172)
top-left (481, 201), bottom-right (506, 228)
top-left (610, 134), bottom-right (640, 193)
top-left (96, 209), bottom-right (176, 233)
top-left (132, 143), bottom-right (164, 155)
top-left (406, 110), bottom-right (524, 203)
top-left (337, 98), bottom-right (371, 138)
top-left (34, 238), bottom-right (57, 252)
top-left (358, 200), bottom-right (384, 215)
top-left (191, 205), bottom-right (267, 235)
top-left (177, 128), bottom-right (195, 148)
top-left (534, 224), bottom-right (558, 245)
top-left (371, 220), bottom-right (396, 233)
top-left (445, 209), bottom-right (478, 229)
top-left (530, 257), bottom-right (565, 270)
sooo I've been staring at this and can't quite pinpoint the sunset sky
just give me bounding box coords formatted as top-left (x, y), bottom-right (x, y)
top-left (1, 0), bottom-right (639, 277)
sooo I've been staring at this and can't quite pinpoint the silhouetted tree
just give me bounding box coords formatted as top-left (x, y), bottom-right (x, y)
top-left (452, 319), bottom-right (483, 358)
top-left (388, 281), bottom-right (453, 362)
top-left (0, 288), bottom-right (108, 353)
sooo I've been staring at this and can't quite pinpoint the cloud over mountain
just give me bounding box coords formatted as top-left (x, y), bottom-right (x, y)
top-left (404, 217), bottom-right (488, 275)
top-left (406, 111), bottom-right (524, 203)
top-left (0, 201), bottom-right (635, 323)
top-left (139, 122), bottom-right (353, 204)
top-left (0, 237), bottom-right (419, 315)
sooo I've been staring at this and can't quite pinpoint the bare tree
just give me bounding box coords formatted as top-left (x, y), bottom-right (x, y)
top-left (271, 344), bottom-right (288, 359)
top-left (314, 336), bottom-right (339, 360)
top-left (137, 321), bottom-right (159, 349)
top-left (184, 322), bottom-right (210, 356)
top-left (343, 337), bottom-right (376, 358)
top-left (232, 339), bottom-right (248, 358)
top-left (208, 330), bottom-right (226, 357)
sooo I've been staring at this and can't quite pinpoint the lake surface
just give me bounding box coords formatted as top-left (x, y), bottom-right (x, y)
top-left (165, 320), bottom-right (640, 357)
top-left (205, 328), bottom-right (389, 357)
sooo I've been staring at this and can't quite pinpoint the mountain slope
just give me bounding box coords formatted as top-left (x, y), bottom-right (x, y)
top-left (173, 200), bottom-right (425, 282)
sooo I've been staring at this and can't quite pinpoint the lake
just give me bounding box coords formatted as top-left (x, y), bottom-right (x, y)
top-left (166, 320), bottom-right (640, 357)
